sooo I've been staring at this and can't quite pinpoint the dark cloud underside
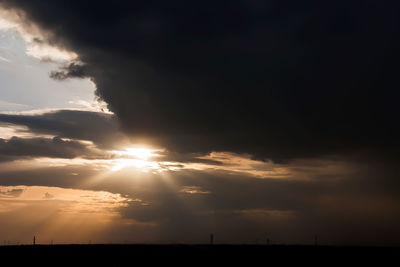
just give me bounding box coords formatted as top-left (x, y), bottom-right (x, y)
top-left (0, 110), bottom-right (121, 148)
top-left (2, 0), bottom-right (399, 162)
top-left (0, 136), bottom-right (105, 161)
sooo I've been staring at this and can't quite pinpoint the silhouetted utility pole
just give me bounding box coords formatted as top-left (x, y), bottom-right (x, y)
top-left (33, 236), bottom-right (36, 245)
top-left (210, 233), bottom-right (214, 245)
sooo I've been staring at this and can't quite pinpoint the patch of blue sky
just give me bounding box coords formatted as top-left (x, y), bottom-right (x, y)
top-left (0, 27), bottom-right (96, 112)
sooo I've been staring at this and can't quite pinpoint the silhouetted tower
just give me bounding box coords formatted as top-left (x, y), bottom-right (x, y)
top-left (33, 236), bottom-right (36, 245)
top-left (210, 233), bottom-right (214, 245)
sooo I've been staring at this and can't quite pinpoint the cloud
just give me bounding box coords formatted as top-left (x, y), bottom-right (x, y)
top-left (0, 100), bottom-right (28, 110)
top-left (0, 151), bottom-right (399, 245)
top-left (0, 55), bottom-right (10, 62)
top-left (154, 151), bottom-right (223, 165)
top-left (0, 1), bottom-right (399, 162)
top-left (0, 185), bottom-right (133, 244)
top-left (0, 188), bottom-right (23, 198)
top-left (180, 186), bottom-right (211, 195)
top-left (49, 62), bottom-right (87, 80)
top-left (0, 110), bottom-right (235, 165)
top-left (0, 136), bottom-right (105, 162)
top-left (0, 0), bottom-right (400, 246)
top-left (115, 166), bottom-right (400, 245)
top-left (0, 109), bottom-right (125, 149)
top-left (43, 192), bottom-right (54, 199)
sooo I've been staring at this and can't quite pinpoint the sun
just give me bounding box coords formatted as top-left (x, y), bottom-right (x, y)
top-left (111, 147), bottom-right (162, 171)
top-left (125, 147), bottom-right (155, 160)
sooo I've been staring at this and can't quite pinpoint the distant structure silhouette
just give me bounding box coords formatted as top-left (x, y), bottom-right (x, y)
top-left (33, 236), bottom-right (36, 245)
top-left (210, 233), bottom-right (214, 245)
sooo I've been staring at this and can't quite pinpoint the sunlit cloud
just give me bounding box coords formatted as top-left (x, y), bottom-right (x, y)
top-left (0, 185), bottom-right (147, 244)
top-left (25, 42), bottom-right (77, 62)
top-left (0, 12), bottom-right (16, 30)
top-left (0, 9), bottom-right (76, 62)
top-left (67, 99), bottom-right (111, 113)
top-left (174, 152), bottom-right (291, 179)
top-left (0, 122), bottom-right (66, 141)
top-left (0, 55), bottom-right (10, 62)
top-left (180, 186), bottom-right (211, 195)
top-left (0, 185), bottom-right (132, 212)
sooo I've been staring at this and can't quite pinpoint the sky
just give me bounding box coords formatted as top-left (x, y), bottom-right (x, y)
top-left (0, 1), bottom-right (399, 246)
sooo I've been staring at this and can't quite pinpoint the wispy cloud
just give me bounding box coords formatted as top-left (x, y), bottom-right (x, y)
top-left (0, 55), bottom-right (10, 62)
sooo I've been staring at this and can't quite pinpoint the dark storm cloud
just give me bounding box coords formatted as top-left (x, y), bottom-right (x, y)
top-left (0, 110), bottom-right (123, 149)
top-left (49, 62), bottom-right (88, 80)
top-left (0, 164), bottom-right (97, 188)
top-left (0, 136), bottom-right (103, 161)
top-left (2, 0), bottom-right (399, 162)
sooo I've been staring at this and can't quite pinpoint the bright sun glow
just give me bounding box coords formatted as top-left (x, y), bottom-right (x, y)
top-left (111, 147), bottom-right (162, 171)
top-left (125, 147), bottom-right (155, 160)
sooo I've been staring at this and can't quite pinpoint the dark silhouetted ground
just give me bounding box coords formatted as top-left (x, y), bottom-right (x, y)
top-left (0, 244), bottom-right (398, 265)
